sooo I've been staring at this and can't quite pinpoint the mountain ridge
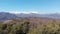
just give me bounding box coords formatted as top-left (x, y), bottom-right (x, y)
top-left (0, 12), bottom-right (60, 21)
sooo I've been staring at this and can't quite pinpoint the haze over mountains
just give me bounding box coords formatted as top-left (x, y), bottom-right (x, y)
top-left (0, 12), bottom-right (60, 21)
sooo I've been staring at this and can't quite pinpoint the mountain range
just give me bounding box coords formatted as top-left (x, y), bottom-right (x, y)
top-left (0, 12), bottom-right (60, 21)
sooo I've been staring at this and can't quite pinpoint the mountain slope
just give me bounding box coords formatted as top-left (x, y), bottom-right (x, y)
top-left (0, 12), bottom-right (17, 21)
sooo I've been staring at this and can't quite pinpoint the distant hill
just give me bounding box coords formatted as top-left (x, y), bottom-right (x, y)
top-left (0, 12), bottom-right (17, 21)
top-left (0, 12), bottom-right (60, 21)
top-left (16, 13), bottom-right (60, 19)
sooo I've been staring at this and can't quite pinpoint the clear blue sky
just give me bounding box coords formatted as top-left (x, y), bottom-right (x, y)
top-left (0, 0), bottom-right (60, 13)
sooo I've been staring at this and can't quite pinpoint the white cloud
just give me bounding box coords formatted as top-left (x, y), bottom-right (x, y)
top-left (1, 10), bottom-right (59, 14)
top-left (4, 11), bottom-right (39, 14)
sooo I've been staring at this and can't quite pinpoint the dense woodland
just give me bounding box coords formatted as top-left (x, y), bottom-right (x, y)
top-left (0, 17), bottom-right (60, 34)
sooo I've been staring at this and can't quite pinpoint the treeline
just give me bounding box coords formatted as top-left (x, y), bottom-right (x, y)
top-left (0, 19), bottom-right (60, 34)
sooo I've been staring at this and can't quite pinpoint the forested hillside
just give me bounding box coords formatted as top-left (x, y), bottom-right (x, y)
top-left (0, 17), bottom-right (60, 34)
